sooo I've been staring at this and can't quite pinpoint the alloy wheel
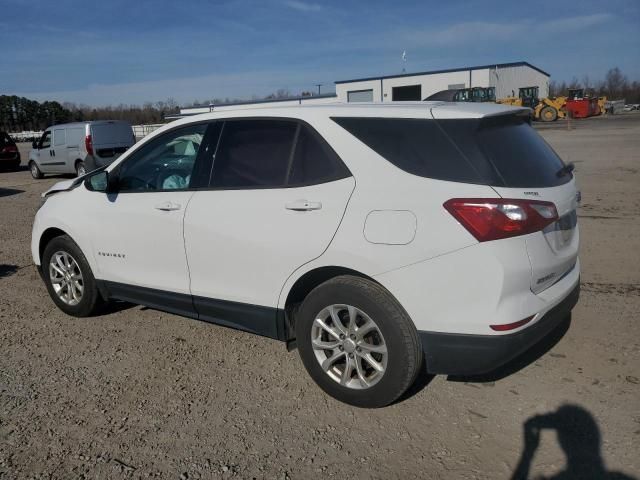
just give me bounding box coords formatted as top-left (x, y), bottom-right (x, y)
top-left (311, 304), bottom-right (388, 389)
top-left (49, 251), bottom-right (84, 306)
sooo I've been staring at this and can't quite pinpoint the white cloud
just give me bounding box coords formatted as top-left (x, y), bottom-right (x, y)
top-left (12, 69), bottom-right (338, 106)
top-left (399, 14), bottom-right (614, 48)
top-left (284, 1), bottom-right (322, 12)
top-left (540, 13), bottom-right (614, 33)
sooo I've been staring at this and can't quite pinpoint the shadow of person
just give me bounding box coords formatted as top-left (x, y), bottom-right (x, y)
top-left (511, 404), bottom-right (636, 480)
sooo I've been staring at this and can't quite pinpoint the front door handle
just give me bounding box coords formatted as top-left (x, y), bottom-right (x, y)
top-left (155, 201), bottom-right (182, 211)
top-left (285, 200), bottom-right (322, 211)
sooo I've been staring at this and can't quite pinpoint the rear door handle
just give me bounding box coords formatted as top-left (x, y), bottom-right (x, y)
top-left (155, 201), bottom-right (182, 211)
top-left (285, 200), bottom-right (322, 211)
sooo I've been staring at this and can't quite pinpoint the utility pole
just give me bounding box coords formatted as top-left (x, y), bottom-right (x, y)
top-left (316, 84), bottom-right (323, 95)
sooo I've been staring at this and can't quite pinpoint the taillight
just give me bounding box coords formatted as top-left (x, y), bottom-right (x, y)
top-left (85, 134), bottom-right (93, 155)
top-left (444, 198), bottom-right (558, 242)
top-left (1, 145), bottom-right (18, 153)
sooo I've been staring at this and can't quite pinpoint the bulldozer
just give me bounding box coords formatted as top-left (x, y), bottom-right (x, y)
top-left (496, 86), bottom-right (567, 122)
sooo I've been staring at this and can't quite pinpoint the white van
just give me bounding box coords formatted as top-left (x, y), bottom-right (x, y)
top-left (28, 121), bottom-right (135, 179)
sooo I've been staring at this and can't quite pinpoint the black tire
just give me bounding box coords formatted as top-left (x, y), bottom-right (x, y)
top-left (296, 275), bottom-right (422, 408)
top-left (75, 160), bottom-right (86, 177)
top-left (540, 106), bottom-right (558, 122)
top-left (29, 161), bottom-right (43, 179)
top-left (42, 234), bottom-right (103, 317)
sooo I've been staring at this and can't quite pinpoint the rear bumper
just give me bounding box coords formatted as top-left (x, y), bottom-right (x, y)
top-left (419, 281), bottom-right (580, 375)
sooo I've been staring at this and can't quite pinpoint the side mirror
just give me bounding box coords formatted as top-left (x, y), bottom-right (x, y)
top-left (85, 170), bottom-right (118, 193)
top-left (32, 141), bottom-right (38, 149)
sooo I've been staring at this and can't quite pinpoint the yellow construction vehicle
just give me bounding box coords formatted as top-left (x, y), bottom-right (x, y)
top-left (496, 86), bottom-right (567, 122)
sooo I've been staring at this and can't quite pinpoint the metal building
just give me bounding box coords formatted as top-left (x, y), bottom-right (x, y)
top-left (335, 61), bottom-right (550, 103)
top-left (178, 61), bottom-right (550, 116)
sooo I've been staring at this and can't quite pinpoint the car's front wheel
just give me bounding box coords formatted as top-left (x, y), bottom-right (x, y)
top-left (42, 235), bottom-right (103, 317)
top-left (29, 161), bottom-right (43, 179)
top-left (296, 275), bottom-right (423, 407)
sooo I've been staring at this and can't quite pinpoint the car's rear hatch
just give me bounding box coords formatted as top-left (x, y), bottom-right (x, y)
top-left (0, 132), bottom-right (19, 161)
top-left (433, 106), bottom-right (579, 294)
top-left (90, 122), bottom-right (135, 161)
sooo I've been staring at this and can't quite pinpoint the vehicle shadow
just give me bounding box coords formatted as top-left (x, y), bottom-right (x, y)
top-left (394, 358), bottom-right (435, 404)
top-left (0, 264), bottom-right (19, 279)
top-left (100, 300), bottom-right (136, 315)
top-left (447, 315), bottom-right (572, 383)
top-left (511, 404), bottom-right (636, 479)
top-left (0, 187), bottom-right (24, 197)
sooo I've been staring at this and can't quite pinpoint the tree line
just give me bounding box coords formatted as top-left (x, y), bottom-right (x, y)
top-left (0, 96), bottom-right (181, 132)
top-left (549, 67), bottom-right (639, 102)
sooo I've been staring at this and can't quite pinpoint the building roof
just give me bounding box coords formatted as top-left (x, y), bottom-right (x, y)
top-left (334, 61), bottom-right (550, 84)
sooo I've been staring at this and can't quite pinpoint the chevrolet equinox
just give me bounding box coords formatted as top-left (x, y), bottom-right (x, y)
top-left (32, 103), bottom-right (580, 407)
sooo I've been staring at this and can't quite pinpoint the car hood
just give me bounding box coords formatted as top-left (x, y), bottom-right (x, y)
top-left (42, 178), bottom-right (80, 198)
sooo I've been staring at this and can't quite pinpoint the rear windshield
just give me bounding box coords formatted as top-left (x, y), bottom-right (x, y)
top-left (1, 132), bottom-right (15, 147)
top-left (91, 123), bottom-right (134, 146)
top-left (332, 116), bottom-right (570, 188)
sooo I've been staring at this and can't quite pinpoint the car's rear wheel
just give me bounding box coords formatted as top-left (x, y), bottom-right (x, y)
top-left (75, 161), bottom-right (86, 177)
top-left (42, 235), bottom-right (103, 317)
top-left (29, 161), bottom-right (43, 179)
top-left (296, 275), bottom-right (422, 407)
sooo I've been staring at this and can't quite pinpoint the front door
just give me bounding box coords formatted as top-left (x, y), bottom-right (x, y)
top-left (184, 119), bottom-right (354, 337)
top-left (50, 128), bottom-right (69, 173)
top-left (34, 130), bottom-right (54, 173)
top-left (85, 122), bottom-right (213, 315)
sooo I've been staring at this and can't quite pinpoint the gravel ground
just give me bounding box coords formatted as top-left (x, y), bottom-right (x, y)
top-left (1, 114), bottom-right (639, 479)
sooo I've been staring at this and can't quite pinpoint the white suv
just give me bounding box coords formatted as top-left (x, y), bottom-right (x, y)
top-left (31, 103), bottom-right (580, 407)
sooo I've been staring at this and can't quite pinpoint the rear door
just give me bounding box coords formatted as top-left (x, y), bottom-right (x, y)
top-left (184, 119), bottom-right (354, 336)
top-left (91, 121), bottom-right (135, 165)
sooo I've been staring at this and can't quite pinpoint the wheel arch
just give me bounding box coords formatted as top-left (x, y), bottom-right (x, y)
top-left (284, 266), bottom-right (379, 311)
top-left (38, 227), bottom-right (69, 264)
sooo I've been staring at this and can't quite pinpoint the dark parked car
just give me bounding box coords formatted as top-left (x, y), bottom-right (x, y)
top-left (0, 132), bottom-right (21, 170)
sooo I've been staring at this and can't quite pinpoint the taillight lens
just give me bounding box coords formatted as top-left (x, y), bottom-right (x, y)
top-left (85, 134), bottom-right (93, 155)
top-left (1, 145), bottom-right (18, 153)
top-left (444, 198), bottom-right (558, 242)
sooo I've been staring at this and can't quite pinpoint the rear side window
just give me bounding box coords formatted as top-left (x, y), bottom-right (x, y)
top-left (332, 117), bottom-right (484, 184)
top-left (211, 120), bottom-right (350, 189)
top-left (54, 129), bottom-right (66, 146)
top-left (288, 125), bottom-right (350, 186)
top-left (212, 120), bottom-right (297, 188)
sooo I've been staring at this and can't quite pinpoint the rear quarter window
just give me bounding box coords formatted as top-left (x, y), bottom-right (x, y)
top-left (438, 116), bottom-right (571, 188)
top-left (332, 117), bottom-right (485, 184)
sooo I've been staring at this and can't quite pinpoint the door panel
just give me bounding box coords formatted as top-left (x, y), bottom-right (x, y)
top-left (184, 177), bottom-right (355, 308)
top-left (87, 191), bottom-right (195, 294)
top-left (85, 121), bottom-right (214, 303)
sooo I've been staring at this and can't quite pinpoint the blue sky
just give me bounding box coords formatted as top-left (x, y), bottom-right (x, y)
top-left (1, 0), bottom-right (638, 106)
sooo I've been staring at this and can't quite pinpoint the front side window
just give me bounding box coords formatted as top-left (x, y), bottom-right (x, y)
top-left (39, 131), bottom-right (51, 149)
top-left (117, 123), bottom-right (208, 192)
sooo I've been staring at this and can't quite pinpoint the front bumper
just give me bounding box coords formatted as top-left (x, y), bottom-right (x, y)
top-left (419, 282), bottom-right (580, 375)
